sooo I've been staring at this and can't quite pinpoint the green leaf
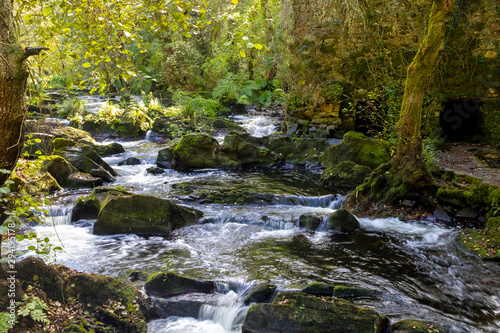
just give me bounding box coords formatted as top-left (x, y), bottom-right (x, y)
top-left (28, 245), bottom-right (36, 251)
top-left (42, 6), bottom-right (51, 17)
top-left (240, 49), bottom-right (246, 58)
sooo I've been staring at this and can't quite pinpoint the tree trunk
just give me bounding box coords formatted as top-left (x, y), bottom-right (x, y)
top-left (347, 0), bottom-right (454, 208)
top-left (392, 0), bottom-right (453, 176)
top-left (0, 0), bottom-right (28, 186)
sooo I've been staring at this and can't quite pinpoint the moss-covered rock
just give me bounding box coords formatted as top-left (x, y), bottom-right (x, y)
top-left (244, 282), bottom-right (277, 305)
top-left (52, 138), bottom-right (78, 151)
top-left (328, 209), bottom-right (360, 233)
top-left (389, 319), bottom-right (450, 332)
top-left (322, 161), bottom-right (371, 187)
top-left (298, 214), bottom-right (324, 231)
top-left (242, 292), bottom-right (383, 333)
top-left (265, 136), bottom-right (329, 164)
top-left (144, 272), bottom-right (215, 298)
top-left (157, 147), bottom-right (175, 169)
top-left (302, 283), bottom-right (379, 299)
top-left (457, 217), bottom-right (500, 261)
top-left (93, 142), bottom-right (125, 157)
top-left (218, 133), bottom-right (277, 168)
top-left (71, 187), bottom-right (132, 221)
top-left (44, 156), bottom-right (103, 189)
top-left (151, 116), bottom-right (195, 138)
top-left (14, 257), bottom-right (65, 301)
top-left (173, 134), bottom-right (219, 169)
top-left (53, 143), bottom-right (117, 182)
top-left (320, 131), bottom-right (390, 169)
top-left (93, 194), bottom-right (203, 235)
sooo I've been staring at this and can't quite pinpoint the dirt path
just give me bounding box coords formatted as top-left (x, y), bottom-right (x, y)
top-left (434, 143), bottom-right (500, 188)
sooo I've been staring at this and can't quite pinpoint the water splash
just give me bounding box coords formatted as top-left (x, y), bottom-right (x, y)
top-left (230, 115), bottom-right (279, 137)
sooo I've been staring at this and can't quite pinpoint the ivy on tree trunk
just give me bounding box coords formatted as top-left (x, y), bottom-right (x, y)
top-left (348, 0), bottom-right (454, 208)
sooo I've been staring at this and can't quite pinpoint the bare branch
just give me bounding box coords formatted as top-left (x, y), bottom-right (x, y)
top-left (24, 47), bottom-right (49, 58)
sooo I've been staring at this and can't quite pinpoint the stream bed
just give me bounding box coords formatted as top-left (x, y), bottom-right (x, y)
top-left (22, 115), bottom-right (500, 332)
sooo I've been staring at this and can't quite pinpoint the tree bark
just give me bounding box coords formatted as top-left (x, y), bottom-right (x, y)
top-left (0, 0), bottom-right (28, 186)
top-left (392, 0), bottom-right (453, 175)
top-left (0, 1), bottom-right (48, 186)
top-left (347, 0), bottom-right (454, 208)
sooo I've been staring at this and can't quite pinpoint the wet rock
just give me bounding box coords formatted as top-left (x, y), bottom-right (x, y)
top-left (455, 207), bottom-right (479, 219)
top-left (145, 293), bottom-right (219, 320)
top-left (118, 157), bottom-right (141, 166)
top-left (321, 161), bottom-right (371, 187)
top-left (93, 142), bottom-right (125, 157)
top-left (434, 206), bottom-right (452, 222)
top-left (82, 120), bottom-right (148, 140)
top-left (389, 319), bottom-right (450, 332)
top-left (265, 136), bottom-right (329, 164)
top-left (157, 147), bottom-right (175, 169)
top-left (320, 131), bottom-right (390, 169)
top-left (173, 134), bottom-right (219, 169)
top-left (218, 133), bottom-right (277, 168)
top-left (72, 187), bottom-right (132, 222)
top-left (151, 116), bottom-right (195, 138)
top-left (144, 272), bottom-right (216, 298)
top-left (244, 282), bottom-right (277, 305)
top-left (328, 209), bottom-right (360, 233)
top-left (298, 214), bottom-right (324, 231)
top-left (242, 292), bottom-right (383, 333)
top-left (53, 142), bottom-right (117, 182)
top-left (93, 194), bottom-right (203, 236)
top-left (302, 282), bottom-right (379, 298)
top-left (146, 166), bottom-right (165, 174)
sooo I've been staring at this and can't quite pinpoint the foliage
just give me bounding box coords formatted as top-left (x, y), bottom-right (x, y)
top-left (0, 312), bottom-right (15, 333)
top-left (18, 295), bottom-right (50, 324)
top-left (57, 96), bottom-right (86, 118)
top-left (172, 91), bottom-right (223, 120)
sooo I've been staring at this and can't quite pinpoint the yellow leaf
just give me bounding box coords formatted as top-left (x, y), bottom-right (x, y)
top-left (231, 0), bottom-right (238, 4)
top-left (240, 49), bottom-right (246, 58)
top-left (254, 43), bottom-right (263, 50)
top-left (62, 28), bottom-right (71, 34)
top-left (82, 63), bottom-right (91, 68)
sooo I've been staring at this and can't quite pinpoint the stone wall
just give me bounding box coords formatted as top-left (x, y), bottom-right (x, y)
top-left (285, 0), bottom-right (500, 144)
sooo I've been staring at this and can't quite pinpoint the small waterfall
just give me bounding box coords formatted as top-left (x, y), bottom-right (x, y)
top-left (230, 115), bottom-right (279, 138)
top-left (280, 194), bottom-right (342, 208)
top-left (39, 205), bottom-right (73, 226)
top-left (145, 130), bottom-right (153, 141)
top-left (198, 279), bottom-right (252, 332)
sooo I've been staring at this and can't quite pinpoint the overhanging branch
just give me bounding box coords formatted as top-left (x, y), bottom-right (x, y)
top-left (24, 47), bottom-right (49, 58)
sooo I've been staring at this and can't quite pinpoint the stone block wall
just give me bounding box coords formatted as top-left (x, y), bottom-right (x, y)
top-left (286, 0), bottom-right (500, 143)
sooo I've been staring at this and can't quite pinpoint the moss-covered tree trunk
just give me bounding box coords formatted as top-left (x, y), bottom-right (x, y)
top-left (0, 0), bottom-right (47, 186)
top-left (348, 0), bottom-right (454, 208)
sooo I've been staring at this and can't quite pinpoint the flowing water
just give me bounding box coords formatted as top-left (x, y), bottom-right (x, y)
top-left (19, 115), bottom-right (500, 332)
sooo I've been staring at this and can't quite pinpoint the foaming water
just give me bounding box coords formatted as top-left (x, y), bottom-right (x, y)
top-left (22, 129), bottom-right (500, 332)
top-left (230, 115), bottom-right (279, 137)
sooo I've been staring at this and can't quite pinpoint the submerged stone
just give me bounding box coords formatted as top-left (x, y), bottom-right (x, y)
top-left (242, 292), bottom-right (383, 333)
top-left (302, 282), bottom-right (379, 298)
top-left (244, 282), bottom-right (277, 305)
top-left (298, 214), bottom-right (324, 231)
top-left (389, 319), bottom-right (450, 332)
top-left (93, 194), bottom-right (202, 236)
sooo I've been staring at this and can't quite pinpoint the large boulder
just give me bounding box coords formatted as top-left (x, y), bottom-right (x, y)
top-left (218, 133), bottom-right (277, 168)
top-left (93, 142), bottom-right (125, 157)
top-left (328, 209), bottom-right (360, 233)
top-left (93, 194), bottom-right (203, 235)
top-left (144, 272), bottom-right (215, 298)
top-left (172, 134), bottom-right (219, 169)
top-left (242, 292), bottom-right (384, 333)
top-left (72, 187), bottom-right (132, 221)
top-left (162, 133), bottom-right (278, 170)
top-left (322, 161), bottom-right (371, 187)
top-left (44, 156), bottom-right (103, 189)
top-left (151, 116), bottom-right (195, 138)
top-left (53, 141), bottom-right (117, 182)
top-left (320, 131), bottom-right (390, 169)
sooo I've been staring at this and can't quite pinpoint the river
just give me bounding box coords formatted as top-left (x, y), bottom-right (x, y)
top-left (21, 114), bottom-right (500, 332)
